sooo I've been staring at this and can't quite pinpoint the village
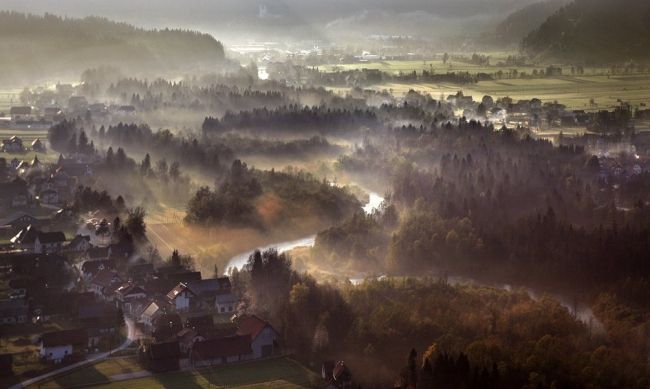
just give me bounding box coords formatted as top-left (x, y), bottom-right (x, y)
top-left (1, 82), bottom-right (650, 388)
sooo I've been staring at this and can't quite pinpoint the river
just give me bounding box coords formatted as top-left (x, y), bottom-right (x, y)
top-left (224, 187), bottom-right (604, 332)
top-left (225, 187), bottom-right (385, 271)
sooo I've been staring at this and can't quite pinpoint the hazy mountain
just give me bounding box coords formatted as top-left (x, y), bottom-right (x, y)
top-left (0, 12), bottom-right (226, 86)
top-left (1, 0), bottom-right (540, 44)
top-left (523, 0), bottom-right (650, 63)
top-left (495, 0), bottom-right (567, 44)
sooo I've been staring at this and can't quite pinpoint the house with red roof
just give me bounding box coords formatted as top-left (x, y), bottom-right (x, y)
top-left (236, 315), bottom-right (281, 359)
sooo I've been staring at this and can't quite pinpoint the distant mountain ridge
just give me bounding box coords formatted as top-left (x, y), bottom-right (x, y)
top-left (522, 0), bottom-right (650, 63)
top-left (0, 12), bottom-right (226, 85)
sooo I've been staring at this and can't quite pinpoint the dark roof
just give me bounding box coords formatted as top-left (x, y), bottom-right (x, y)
top-left (115, 282), bottom-right (146, 297)
top-left (236, 315), bottom-right (273, 340)
top-left (11, 225), bottom-right (39, 245)
top-left (128, 263), bottom-right (154, 276)
top-left (191, 336), bottom-right (252, 361)
top-left (10, 106), bottom-right (31, 115)
top-left (185, 278), bottom-right (231, 296)
top-left (41, 329), bottom-right (87, 348)
top-left (37, 231), bottom-right (66, 244)
top-left (149, 341), bottom-right (181, 360)
top-left (81, 259), bottom-right (114, 276)
top-left (91, 269), bottom-right (121, 290)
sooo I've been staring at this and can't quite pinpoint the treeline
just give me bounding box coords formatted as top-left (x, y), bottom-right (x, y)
top-left (231, 251), bottom-right (646, 388)
top-left (202, 105), bottom-right (379, 137)
top-left (185, 160), bottom-right (360, 229)
top-left (0, 12), bottom-right (225, 84)
top-left (268, 62), bottom-right (489, 87)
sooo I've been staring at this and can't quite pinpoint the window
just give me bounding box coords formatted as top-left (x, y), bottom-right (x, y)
top-left (220, 307), bottom-right (225, 313)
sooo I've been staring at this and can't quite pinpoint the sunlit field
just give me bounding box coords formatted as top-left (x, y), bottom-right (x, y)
top-left (37, 357), bottom-right (320, 389)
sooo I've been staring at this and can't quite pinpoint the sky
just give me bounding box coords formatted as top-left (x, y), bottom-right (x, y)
top-left (0, 0), bottom-right (541, 43)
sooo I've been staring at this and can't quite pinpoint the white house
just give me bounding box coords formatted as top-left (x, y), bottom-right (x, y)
top-left (141, 301), bottom-right (164, 331)
top-left (40, 329), bottom-right (87, 364)
top-left (166, 283), bottom-right (195, 312)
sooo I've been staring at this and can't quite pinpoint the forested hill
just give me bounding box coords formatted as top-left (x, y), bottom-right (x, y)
top-left (522, 0), bottom-right (650, 63)
top-left (0, 12), bottom-right (226, 85)
top-left (495, 0), bottom-right (566, 44)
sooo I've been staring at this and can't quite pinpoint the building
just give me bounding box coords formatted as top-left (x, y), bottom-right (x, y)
top-left (236, 315), bottom-right (281, 359)
top-left (40, 329), bottom-right (87, 363)
top-left (34, 231), bottom-right (66, 254)
top-left (89, 269), bottom-right (122, 300)
top-left (67, 235), bottom-right (92, 252)
top-left (190, 336), bottom-right (253, 367)
top-left (166, 277), bottom-right (235, 313)
top-left (2, 136), bottom-right (24, 152)
top-left (31, 138), bottom-right (45, 152)
top-left (39, 189), bottom-right (59, 205)
top-left (0, 298), bottom-right (29, 325)
top-left (141, 301), bottom-right (164, 331)
top-left (10, 106), bottom-right (32, 121)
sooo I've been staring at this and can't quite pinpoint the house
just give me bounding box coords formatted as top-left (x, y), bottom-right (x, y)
top-left (34, 231), bottom-right (66, 254)
top-left (215, 293), bottom-right (238, 314)
top-left (10, 106), bottom-right (32, 121)
top-left (141, 301), bottom-right (164, 331)
top-left (0, 298), bottom-right (29, 324)
top-left (190, 336), bottom-right (253, 367)
top-left (236, 315), bottom-right (281, 359)
top-left (144, 341), bottom-right (181, 372)
top-left (78, 303), bottom-right (118, 334)
top-left (2, 136), bottom-right (24, 152)
top-left (322, 361), bottom-right (353, 389)
top-left (31, 138), bottom-right (45, 152)
top-left (40, 329), bottom-right (87, 363)
top-left (0, 213), bottom-right (40, 230)
top-left (167, 283), bottom-right (195, 312)
top-left (114, 282), bottom-right (147, 315)
top-left (84, 246), bottom-right (111, 262)
top-left (39, 189), bottom-right (59, 205)
top-left (67, 235), bottom-right (92, 252)
top-left (43, 107), bottom-right (62, 121)
top-left (89, 269), bottom-right (122, 300)
top-left (166, 278), bottom-right (234, 312)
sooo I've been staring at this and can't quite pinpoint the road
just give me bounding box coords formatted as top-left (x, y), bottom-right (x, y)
top-left (9, 319), bottom-right (137, 389)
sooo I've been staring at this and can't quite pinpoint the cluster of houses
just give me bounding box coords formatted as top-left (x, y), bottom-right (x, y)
top-left (1, 218), bottom-right (282, 370)
top-left (0, 152), bottom-right (96, 214)
top-left (1, 88), bottom-right (136, 130)
top-left (1, 136), bottom-right (45, 153)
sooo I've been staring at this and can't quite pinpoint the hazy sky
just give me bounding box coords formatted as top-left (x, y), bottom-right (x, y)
top-left (1, 0), bottom-right (541, 43)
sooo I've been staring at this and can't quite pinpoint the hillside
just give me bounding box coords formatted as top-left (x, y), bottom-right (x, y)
top-left (523, 0), bottom-right (650, 63)
top-left (495, 0), bottom-right (566, 44)
top-left (0, 12), bottom-right (226, 85)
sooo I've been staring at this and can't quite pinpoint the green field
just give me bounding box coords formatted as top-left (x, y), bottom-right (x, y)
top-left (319, 59), bottom-right (650, 111)
top-left (37, 357), bottom-right (321, 389)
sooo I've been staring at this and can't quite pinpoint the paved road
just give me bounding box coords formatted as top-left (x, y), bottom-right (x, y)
top-left (9, 319), bottom-right (137, 389)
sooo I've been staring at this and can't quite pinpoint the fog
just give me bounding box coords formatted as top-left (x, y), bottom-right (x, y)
top-left (2, 0), bottom-right (542, 44)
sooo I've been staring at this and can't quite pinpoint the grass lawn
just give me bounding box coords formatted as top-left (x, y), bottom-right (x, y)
top-left (37, 357), bottom-right (321, 389)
